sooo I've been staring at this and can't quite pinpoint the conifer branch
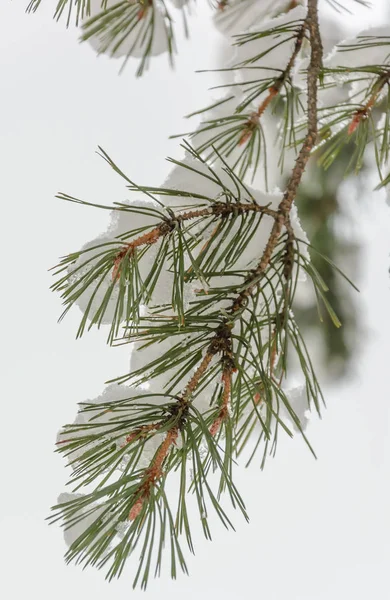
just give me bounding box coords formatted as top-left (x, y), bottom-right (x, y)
top-left (112, 0), bottom-right (324, 510)
top-left (42, 0), bottom-right (381, 588)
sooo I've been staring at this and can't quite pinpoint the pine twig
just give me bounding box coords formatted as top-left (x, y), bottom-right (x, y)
top-left (348, 69), bottom-right (390, 134)
top-left (111, 202), bottom-right (278, 281)
top-left (129, 427), bottom-right (179, 520)
top-left (238, 22), bottom-right (306, 146)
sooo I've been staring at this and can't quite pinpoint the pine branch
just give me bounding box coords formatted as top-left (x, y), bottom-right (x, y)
top-left (173, 9), bottom-right (308, 181)
top-left (50, 139), bottom-right (329, 585)
top-left (149, 1), bottom-right (323, 445)
top-left (44, 0), bottom-right (375, 588)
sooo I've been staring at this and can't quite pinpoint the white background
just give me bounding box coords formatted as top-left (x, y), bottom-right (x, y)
top-left (0, 1), bottom-right (389, 598)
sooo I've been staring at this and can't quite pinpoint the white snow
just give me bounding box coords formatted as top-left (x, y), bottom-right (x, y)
top-left (84, 0), bottom-right (173, 60)
top-left (213, 0), bottom-right (305, 38)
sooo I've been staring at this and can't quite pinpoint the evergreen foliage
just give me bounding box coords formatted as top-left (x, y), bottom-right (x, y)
top-left (26, 0), bottom-right (389, 588)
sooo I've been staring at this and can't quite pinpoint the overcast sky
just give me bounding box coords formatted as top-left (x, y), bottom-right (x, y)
top-left (0, 2), bottom-right (389, 599)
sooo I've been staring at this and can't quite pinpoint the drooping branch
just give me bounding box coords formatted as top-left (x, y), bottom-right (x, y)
top-left (49, 1), bottom-right (347, 586)
top-left (57, 4), bottom-right (324, 507)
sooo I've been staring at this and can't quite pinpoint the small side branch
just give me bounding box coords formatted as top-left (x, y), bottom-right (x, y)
top-left (181, 352), bottom-right (215, 403)
top-left (112, 202), bottom-right (278, 280)
top-left (129, 427), bottom-right (179, 521)
top-left (238, 23), bottom-right (306, 146)
top-left (121, 422), bottom-right (161, 446)
top-left (348, 70), bottom-right (390, 135)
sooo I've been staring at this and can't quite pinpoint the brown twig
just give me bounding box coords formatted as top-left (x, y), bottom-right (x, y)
top-left (129, 427), bottom-right (178, 521)
top-left (348, 70), bottom-right (390, 135)
top-left (180, 352), bottom-right (215, 405)
top-left (238, 23), bottom-right (306, 146)
top-left (112, 202), bottom-right (278, 281)
top-left (121, 422), bottom-right (161, 447)
top-left (112, 226), bottom-right (162, 281)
